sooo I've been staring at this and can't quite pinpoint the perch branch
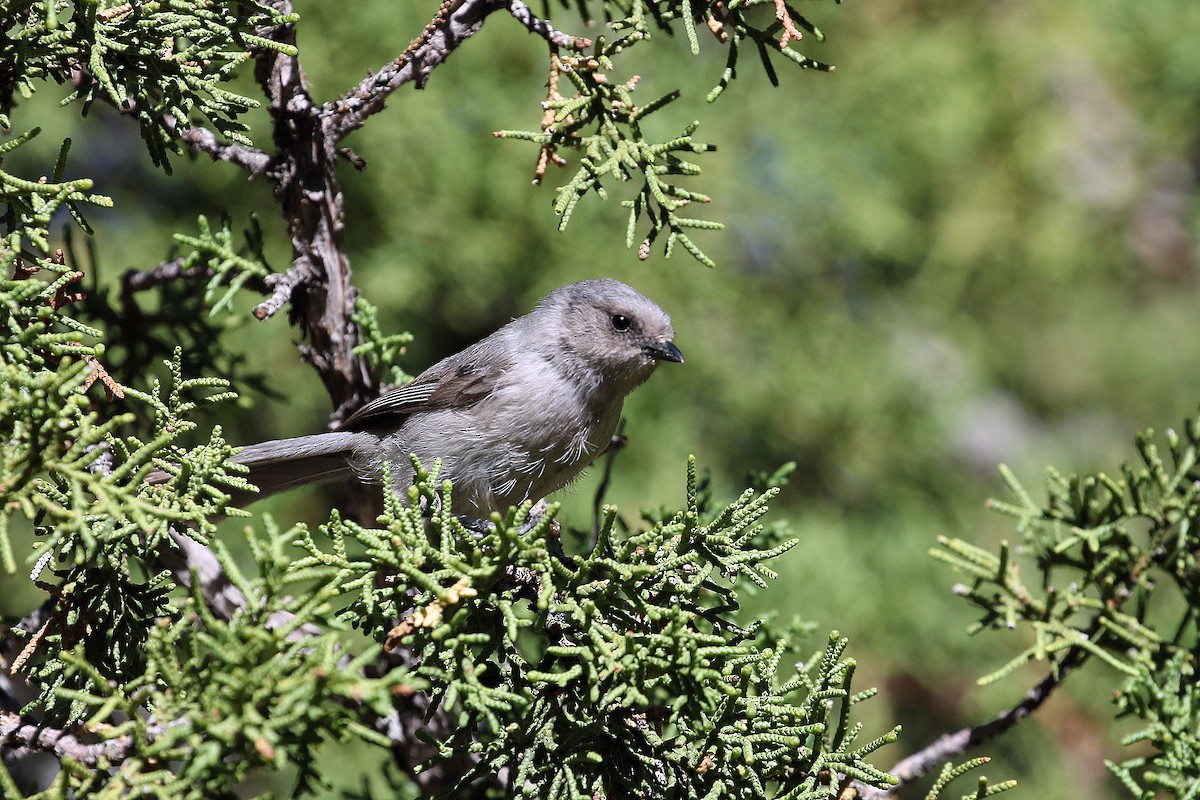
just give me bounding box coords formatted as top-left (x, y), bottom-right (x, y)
top-left (154, 530), bottom-right (322, 637)
top-left (591, 421), bottom-right (628, 545)
top-left (155, 531), bottom-right (248, 622)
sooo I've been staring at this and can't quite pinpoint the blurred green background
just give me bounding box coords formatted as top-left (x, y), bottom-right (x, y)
top-left (5, 0), bottom-right (1200, 796)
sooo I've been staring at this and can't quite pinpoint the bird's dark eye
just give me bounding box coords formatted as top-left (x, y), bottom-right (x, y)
top-left (610, 314), bottom-right (632, 332)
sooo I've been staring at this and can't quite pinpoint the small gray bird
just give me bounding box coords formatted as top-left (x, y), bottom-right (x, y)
top-left (225, 279), bottom-right (682, 517)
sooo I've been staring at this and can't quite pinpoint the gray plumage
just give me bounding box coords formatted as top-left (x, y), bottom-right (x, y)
top-left (225, 279), bottom-right (682, 517)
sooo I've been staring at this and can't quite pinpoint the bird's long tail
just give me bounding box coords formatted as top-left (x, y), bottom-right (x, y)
top-left (148, 431), bottom-right (367, 508)
top-left (233, 431), bottom-right (364, 499)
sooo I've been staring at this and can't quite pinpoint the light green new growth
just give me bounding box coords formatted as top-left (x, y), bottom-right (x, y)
top-left (351, 296), bottom-right (415, 388)
top-left (2, 131), bottom-right (112, 265)
top-left (6, 527), bottom-right (411, 799)
top-left (924, 758), bottom-right (1017, 800)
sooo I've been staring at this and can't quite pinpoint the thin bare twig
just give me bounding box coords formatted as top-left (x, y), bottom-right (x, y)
top-left (177, 124), bottom-right (273, 175)
top-left (66, 67), bottom-right (272, 175)
top-left (325, 0), bottom-right (488, 140)
top-left (121, 258), bottom-right (207, 293)
top-left (772, 0), bottom-right (805, 49)
top-left (153, 529), bottom-right (323, 637)
top-left (532, 50), bottom-right (569, 185)
top-left (251, 263), bottom-right (317, 321)
top-left (591, 421), bottom-right (628, 546)
top-left (505, 0), bottom-right (591, 50)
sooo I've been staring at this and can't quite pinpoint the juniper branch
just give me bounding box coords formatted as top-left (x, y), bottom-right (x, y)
top-left (851, 645), bottom-right (1088, 799)
top-left (504, 0), bottom-right (592, 51)
top-left (54, 10), bottom-right (284, 174)
top-left (1, 712), bottom-right (119, 765)
top-left (0, 711), bottom-right (178, 767)
top-left (71, 66), bottom-right (272, 175)
top-left (326, 0), bottom-right (498, 140)
top-left (66, 68), bottom-right (271, 175)
top-left (155, 531), bottom-right (249, 622)
top-left (153, 530), bottom-right (324, 640)
top-left (120, 258), bottom-right (207, 294)
top-left (591, 421), bottom-right (628, 545)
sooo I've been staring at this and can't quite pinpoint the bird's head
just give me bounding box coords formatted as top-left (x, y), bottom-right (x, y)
top-left (537, 278), bottom-right (683, 393)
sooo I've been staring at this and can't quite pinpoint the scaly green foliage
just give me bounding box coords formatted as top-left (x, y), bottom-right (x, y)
top-left (73, 224), bottom-right (276, 400)
top-left (352, 295), bottom-right (415, 388)
top-left (287, 456), bottom-right (898, 798)
top-left (935, 411), bottom-right (1200, 798)
top-left (6, 346), bottom-right (253, 722)
top-left (497, 0), bottom-right (835, 266)
top-left (172, 213), bottom-right (272, 316)
top-left (2, 130), bottom-right (112, 264)
top-left (2, 525), bottom-right (412, 799)
top-left (1106, 650), bottom-right (1200, 799)
top-left (2, 133), bottom-right (254, 727)
top-left (924, 758), bottom-right (1017, 800)
top-left (1, 0), bottom-right (298, 171)
top-left (495, 54), bottom-right (724, 267)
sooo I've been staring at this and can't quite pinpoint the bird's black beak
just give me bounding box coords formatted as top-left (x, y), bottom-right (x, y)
top-left (644, 340), bottom-right (684, 364)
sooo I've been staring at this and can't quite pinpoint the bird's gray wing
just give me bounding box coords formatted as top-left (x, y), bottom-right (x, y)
top-left (338, 353), bottom-right (506, 432)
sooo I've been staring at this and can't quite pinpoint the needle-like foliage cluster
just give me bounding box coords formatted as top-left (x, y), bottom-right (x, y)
top-left (352, 295), bottom-right (415, 388)
top-left (170, 213), bottom-right (273, 317)
top-left (934, 413), bottom-right (1200, 798)
top-left (922, 759), bottom-right (1017, 800)
top-left (2, 130), bottom-right (111, 260)
top-left (2, 0), bottom-right (298, 170)
top-left (2, 526), bottom-right (412, 800)
top-left (282, 456), bottom-right (899, 798)
top-left (497, 0), bottom-right (836, 266)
